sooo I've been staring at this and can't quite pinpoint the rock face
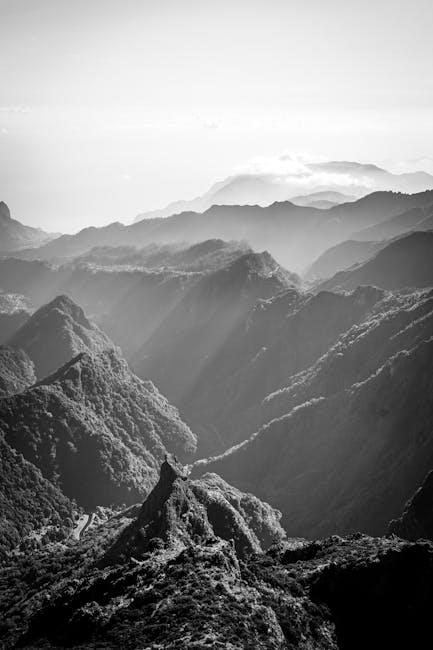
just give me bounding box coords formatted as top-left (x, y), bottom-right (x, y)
top-left (2, 517), bottom-right (433, 649)
top-left (0, 350), bottom-right (196, 509)
top-left (389, 470), bottom-right (433, 541)
top-left (8, 294), bottom-right (114, 379)
top-left (0, 434), bottom-right (74, 557)
top-left (104, 459), bottom-right (285, 564)
top-left (0, 346), bottom-right (35, 396)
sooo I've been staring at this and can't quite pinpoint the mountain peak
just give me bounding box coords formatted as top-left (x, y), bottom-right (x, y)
top-left (0, 201), bottom-right (11, 220)
top-left (8, 294), bottom-right (113, 379)
top-left (103, 460), bottom-right (285, 565)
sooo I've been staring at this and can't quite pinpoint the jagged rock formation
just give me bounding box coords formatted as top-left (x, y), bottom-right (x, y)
top-left (2, 517), bottom-right (433, 649)
top-left (0, 201), bottom-right (53, 252)
top-left (317, 231), bottom-right (433, 292)
top-left (0, 350), bottom-right (196, 509)
top-left (389, 470), bottom-right (433, 542)
top-left (8, 294), bottom-right (114, 379)
top-left (0, 434), bottom-right (75, 557)
top-left (103, 460), bottom-right (285, 564)
top-left (0, 346), bottom-right (35, 396)
top-left (195, 292), bottom-right (433, 539)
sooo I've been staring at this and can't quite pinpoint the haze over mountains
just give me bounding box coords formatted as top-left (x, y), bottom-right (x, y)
top-left (133, 160), bottom-right (433, 222)
top-left (2, 158), bottom-right (433, 648)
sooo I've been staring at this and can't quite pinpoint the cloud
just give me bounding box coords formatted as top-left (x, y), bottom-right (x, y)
top-left (233, 151), bottom-right (376, 195)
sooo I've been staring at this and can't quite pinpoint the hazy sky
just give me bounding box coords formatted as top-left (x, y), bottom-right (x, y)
top-left (1, 0), bottom-right (433, 232)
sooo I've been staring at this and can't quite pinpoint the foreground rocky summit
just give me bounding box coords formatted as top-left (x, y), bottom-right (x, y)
top-left (0, 461), bottom-right (432, 650)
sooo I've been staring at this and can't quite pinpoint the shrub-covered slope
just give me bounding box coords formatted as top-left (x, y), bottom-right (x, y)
top-left (317, 231), bottom-right (433, 292)
top-left (0, 349), bottom-right (196, 509)
top-left (196, 311), bottom-right (433, 539)
top-left (8, 294), bottom-right (114, 379)
top-left (0, 434), bottom-right (75, 558)
top-left (0, 346), bottom-right (35, 396)
top-left (1, 460), bottom-right (433, 649)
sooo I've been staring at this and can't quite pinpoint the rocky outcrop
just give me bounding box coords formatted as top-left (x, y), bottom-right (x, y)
top-left (0, 201), bottom-right (53, 252)
top-left (389, 470), bottom-right (433, 541)
top-left (104, 459), bottom-right (285, 564)
top-left (3, 522), bottom-right (433, 649)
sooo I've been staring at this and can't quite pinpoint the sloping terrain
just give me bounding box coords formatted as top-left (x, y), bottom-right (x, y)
top-left (74, 239), bottom-right (252, 272)
top-left (388, 469), bottom-right (433, 542)
top-left (195, 320), bottom-right (433, 539)
top-left (0, 292), bottom-right (31, 344)
top-left (1, 461), bottom-right (433, 649)
top-left (175, 285), bottom-right (384, 453)
top-left (0, 347), bottom-right (35, 396)
top-left (352, 204), bottom-right (433, 241)
top-left (317, 231), bottom-right (433, 292)
top-left (8, 294), bottom-right (114, 379)
top-left (0, 434), bottom-right (75, 558)
top-left (305, 240), bottom-right (386, 281)
top-left (104, 459), bottom-right (285, 564)
top-left (0, 349), bottom-right (196, 509)
top-left (135, 252), bottom-right (298, 414)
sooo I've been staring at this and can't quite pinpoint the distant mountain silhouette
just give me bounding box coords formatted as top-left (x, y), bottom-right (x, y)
top-left (305, 240), bottom-right (386, 281)
top-left (352, 204), bottom-right (433, 241)
top-left (290, 190), bottom-right (356, 208)
top-left (133, 161), bottom-right (433, 222)
top-left (0, 349), bottom-right (196, 509)
top-left (0, 201), bottom-right (54, 252)
top-left (16, 189), bottom-right (433, 271)
top-left (8, 294), bottom-right (114, 379)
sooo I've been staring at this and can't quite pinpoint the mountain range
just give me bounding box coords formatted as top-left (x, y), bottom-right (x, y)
top-left (133, 160), bottom-right (433, 222)
top-left (11, 189), bottom-right (433, 272)
top-left (2, 165), bottom-right (433, 647)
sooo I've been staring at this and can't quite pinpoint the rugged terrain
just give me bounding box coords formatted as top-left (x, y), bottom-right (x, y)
top-left (0, 349), bottom-right (196, 508)
top-left (1, 461), bottom-right (432, 650)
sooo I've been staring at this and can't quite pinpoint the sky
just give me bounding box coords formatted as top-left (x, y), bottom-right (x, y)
top-left (1, 0), bottom-right (433, 232)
